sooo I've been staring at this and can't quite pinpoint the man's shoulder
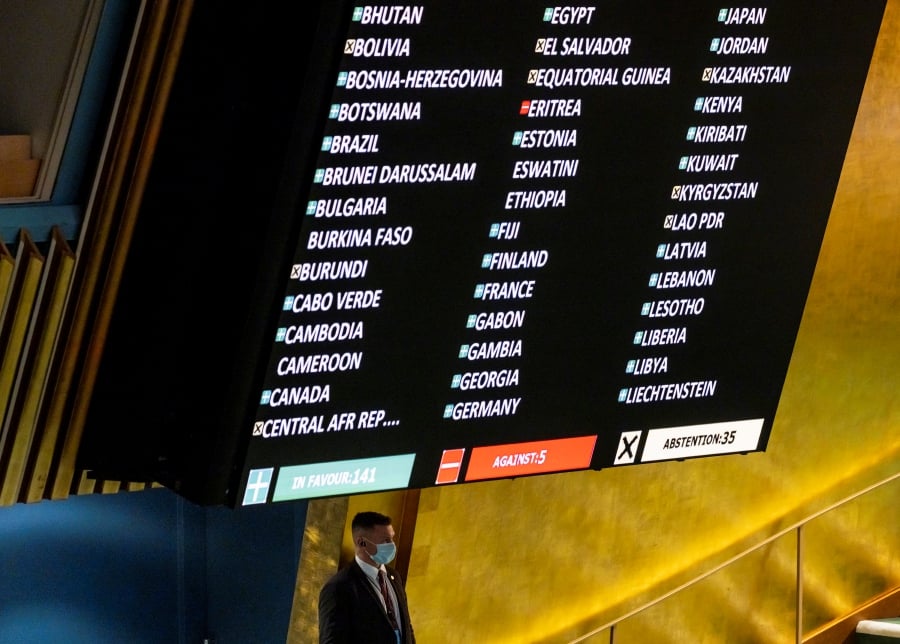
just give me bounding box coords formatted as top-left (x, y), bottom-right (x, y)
top-left (323, 560), bottom-right (364, 587)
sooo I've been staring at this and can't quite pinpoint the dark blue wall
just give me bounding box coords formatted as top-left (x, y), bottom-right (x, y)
top-left (0, 488), bottom-right (306, 644)
top-left (205, 498), bottom-right (307, 643)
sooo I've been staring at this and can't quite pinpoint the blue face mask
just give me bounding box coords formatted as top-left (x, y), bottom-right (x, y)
top-left (370, 541), bottom-right (396, 566)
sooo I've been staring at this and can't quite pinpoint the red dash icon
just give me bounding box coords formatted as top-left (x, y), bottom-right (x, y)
top-left (519, 100), bottom-right (531, 115)
top-left (435, 448), bottom-right (466, 484)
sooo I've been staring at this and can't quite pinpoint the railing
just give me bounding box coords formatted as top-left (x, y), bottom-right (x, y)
top-left (568, 469), bottom-right (900, 643)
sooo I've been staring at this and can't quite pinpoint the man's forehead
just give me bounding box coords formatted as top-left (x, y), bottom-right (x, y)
top-left (368, 523), bottom-right (394, 540)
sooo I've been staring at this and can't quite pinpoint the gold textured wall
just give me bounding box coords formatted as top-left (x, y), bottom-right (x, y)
top-left (402, 2), bottom-right (900, 642)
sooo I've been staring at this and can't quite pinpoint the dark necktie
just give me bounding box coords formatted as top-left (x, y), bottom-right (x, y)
top-left (377, 570), bottom-right (400, 630)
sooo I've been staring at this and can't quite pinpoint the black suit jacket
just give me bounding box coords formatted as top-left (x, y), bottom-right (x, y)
top-left (318, 560), bottom-right (415, 644)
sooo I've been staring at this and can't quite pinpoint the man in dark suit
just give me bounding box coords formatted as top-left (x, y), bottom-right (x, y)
top-left (318, 511), bottom-right (416, 643)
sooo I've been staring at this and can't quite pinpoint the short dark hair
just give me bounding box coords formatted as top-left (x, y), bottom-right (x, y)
top-left (351, 511), bottom-right (392, 534)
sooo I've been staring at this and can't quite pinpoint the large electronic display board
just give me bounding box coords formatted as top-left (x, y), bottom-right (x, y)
top-left (236, 1), bottom-right (885, 506)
